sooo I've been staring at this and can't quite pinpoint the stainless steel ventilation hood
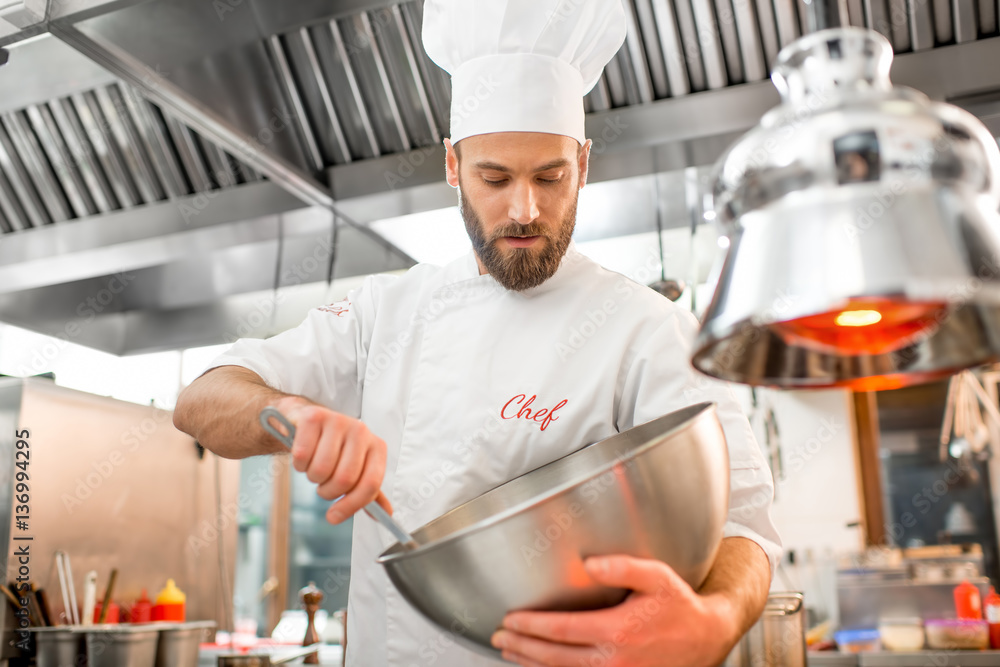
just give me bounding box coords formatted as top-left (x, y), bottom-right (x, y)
top-left (0, 0), bottom-right (998, 354)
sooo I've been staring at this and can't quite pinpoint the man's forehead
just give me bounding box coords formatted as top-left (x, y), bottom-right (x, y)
top-left (456, 132), bottom-right (580, 171)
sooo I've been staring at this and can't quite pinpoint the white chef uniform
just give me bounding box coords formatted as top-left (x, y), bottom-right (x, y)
top-left (206, 245), bottom-right (782, 666)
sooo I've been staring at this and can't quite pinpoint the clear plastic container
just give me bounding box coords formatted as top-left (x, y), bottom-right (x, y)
top-left (878, 618), bottom-right (925, 651)
top-left (925, 619), bottom-right (989, 650)
top-left (834, 628), bottom-right (881, 653)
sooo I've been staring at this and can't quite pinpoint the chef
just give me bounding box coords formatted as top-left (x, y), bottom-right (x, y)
top-left (173, 1), bottom-right (781, 665)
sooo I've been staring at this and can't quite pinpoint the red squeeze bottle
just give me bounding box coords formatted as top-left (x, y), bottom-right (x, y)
top-left (93, 600), bottom-right (120, 624)
top-left (151, 579), bottom-right (185, 622)
top-left (955, 580), bottom-right (983, 620)
top-left (985, 586), bottom-right (1000, 648)
top-left (131, 589), bottom-right (152, 623)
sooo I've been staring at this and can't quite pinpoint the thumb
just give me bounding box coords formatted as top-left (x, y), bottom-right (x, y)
top-left (584, 555), bottom-right (690, 599)
top-left (373, 490), bottom-right (394, 516)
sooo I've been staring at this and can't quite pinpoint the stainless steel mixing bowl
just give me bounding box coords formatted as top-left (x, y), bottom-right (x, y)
top-left (377, 402), bottom-right (730, 655)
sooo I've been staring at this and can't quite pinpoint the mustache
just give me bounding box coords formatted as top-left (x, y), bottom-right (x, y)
top-left (489, 222), bottom-right (549, 242)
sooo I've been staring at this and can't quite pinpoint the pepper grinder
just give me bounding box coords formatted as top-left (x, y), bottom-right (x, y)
top-left (299, 582), bottom-right (323, 664)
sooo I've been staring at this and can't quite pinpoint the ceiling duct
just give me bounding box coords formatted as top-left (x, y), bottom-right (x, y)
top-left (0, 0), bottom-right (997, 355)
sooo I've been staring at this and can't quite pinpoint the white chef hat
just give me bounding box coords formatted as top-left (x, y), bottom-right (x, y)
top-left (422, 0), bottom-right (627, 145)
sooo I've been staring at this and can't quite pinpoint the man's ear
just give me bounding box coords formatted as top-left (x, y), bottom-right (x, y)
top-left (444, 138), bottom-right (459, 188)
top-left (578, 139), bottom-right (592, 189)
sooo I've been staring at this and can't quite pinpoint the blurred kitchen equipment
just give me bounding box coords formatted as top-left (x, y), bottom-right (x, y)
top-left (81, 571), bottom-right (97, 627)
top-left (838, 549), bottom-right (990, 629)
top-left (925, 618), bottom-right (989, 649)
top-left (216, 643), bottom-right (322, 667)
top-left (724, 592), bottom-right (806, 667)
top-left (1, 585), bottom-right (22, 616)
top-left (750, 388), bottom-right (783, 498)
top-left (258, 407), bottom-right (418, 549)
top-left (377, 402), bottom-right (730, 656)
top-left (54, 551), bottom-right (80, 625)
top-left (877, 617), bottom-right (925, 651)
top-left (299, 583), bottom-right (322, 664)
top-left (692, 26), bottom-right (1000, 389)
top-left (97, 569), bottom-right (118, 624)
top-left (28, 627), bottom-right (85, 667)
top-left (34, 587), bottom-right (53, 627)
top-left (647, 173), bottom-right (685, 301)
top-left (834, 628), bottom-right (881, 652)
top-left (85, 624), bottom-right (159, 667)
top-left (944, 502), bottom-right (978, 535)
top-left (154, 620), bottom-right (217, 667)
top-left (939, 370), bottom-right (1000, 462)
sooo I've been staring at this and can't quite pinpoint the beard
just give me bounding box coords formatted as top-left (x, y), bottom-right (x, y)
top-left (459, 187), bottom-right (578, 292)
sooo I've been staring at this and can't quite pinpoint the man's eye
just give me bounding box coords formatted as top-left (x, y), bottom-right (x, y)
top-left (538, 177), bottom-right (560, 184)
top-left (484, 179), bottom-right (507, 187)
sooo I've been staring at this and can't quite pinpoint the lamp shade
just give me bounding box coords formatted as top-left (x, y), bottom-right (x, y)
top-left (691, 27), bottom-right (1000, 390)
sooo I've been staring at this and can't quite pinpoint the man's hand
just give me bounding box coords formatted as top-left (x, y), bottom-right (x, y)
top-left (271, 396), bottom-right (391, 524)
top-left (490, 555), bottom-right (743, 667)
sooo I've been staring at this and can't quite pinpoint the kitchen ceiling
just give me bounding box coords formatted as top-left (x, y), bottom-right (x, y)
top-left (0, 0), bottom-right (999, 354)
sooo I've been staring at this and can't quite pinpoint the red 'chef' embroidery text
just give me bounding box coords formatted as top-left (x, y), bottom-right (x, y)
top-left (501, 394), bottom-right (569, 432)
top-left (318, 300), bottom-right (350, 317)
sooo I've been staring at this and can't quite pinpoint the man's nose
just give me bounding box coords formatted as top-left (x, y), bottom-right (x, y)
top-left (508, 180), bottom-right (540, 224)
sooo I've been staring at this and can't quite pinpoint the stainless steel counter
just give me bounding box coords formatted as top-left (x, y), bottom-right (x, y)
top-left (808, 653), bottom-right (859, 666)
top-left (808, 651), bottom-right (1000, 667)
top-left (197, 645), bottom-right (343, 666)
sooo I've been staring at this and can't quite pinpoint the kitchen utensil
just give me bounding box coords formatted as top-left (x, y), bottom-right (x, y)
top-left (377, 402), bottom-right (730, 656)
top-left (34, 586), bottom-right (53, 626)
top-left (97, 568), bottom-right (117, 624)
top-left (258, 407), bottom-right (418, 549)
top-left (1, 584), bottom-right (23, 615)
top-left (647, 171), bottom-right (685, 301)
top-left (81, 571), bottom-right (97, 627)
top-left (154, 620), bottom-right (217, 667)
top-left (23, 583), bottom-right (45, 627)
top-left (299, 583), bottom-right (322, 664)
top-left (216, 643), bottom-right (322, 667)
top-left (54, 551), bottom-right (80, 625)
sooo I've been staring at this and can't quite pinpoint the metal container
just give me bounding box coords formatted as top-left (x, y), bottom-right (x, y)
top-left (693, 27), bottom-right (1000, 390)
top-left (154, 620), bottom-right (216, 667)
top-left (725, 592), bottom-right (807, 667)
top-left (30, 627), bottom-right (86, 667)
top-left (84, 625), bottom-right (158, 667)
top-left (377, 402), bottom-right (730, 657)
top-left (215, 644), bottom-right (323, 666)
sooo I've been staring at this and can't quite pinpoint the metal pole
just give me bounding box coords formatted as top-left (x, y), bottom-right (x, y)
top-left (802, 0), bottom-right (842, 32)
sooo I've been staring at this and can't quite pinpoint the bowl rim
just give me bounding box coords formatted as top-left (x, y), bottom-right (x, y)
top-left (376, 401), bottom-right (719, 565)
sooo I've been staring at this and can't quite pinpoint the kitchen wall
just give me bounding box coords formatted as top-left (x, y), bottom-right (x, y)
top-left (736, 387), bottom-right (864, 622)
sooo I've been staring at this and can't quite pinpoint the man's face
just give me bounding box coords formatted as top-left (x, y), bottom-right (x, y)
top-left (445, 132), bottom-right (591, 291)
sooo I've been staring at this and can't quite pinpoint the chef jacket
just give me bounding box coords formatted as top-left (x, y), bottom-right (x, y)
top-left (206, 243), bottom-right (782, 666)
